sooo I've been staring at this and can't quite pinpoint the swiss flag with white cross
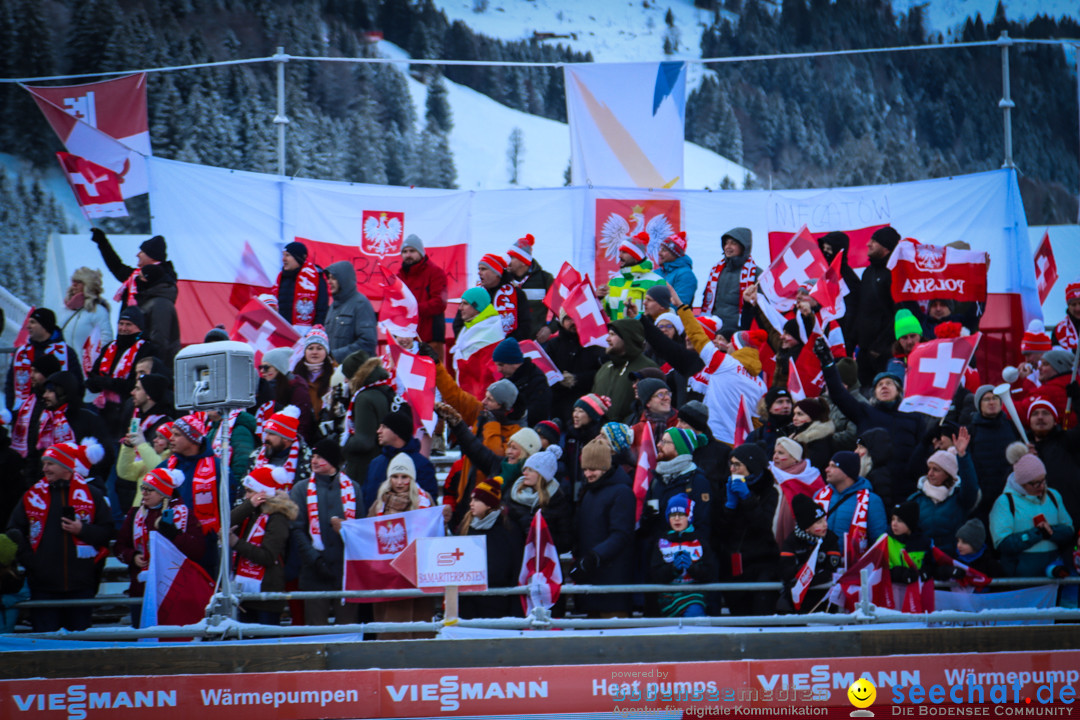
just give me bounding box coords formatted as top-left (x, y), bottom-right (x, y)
top-left (228, 297), bottom-right (300, 364)
top-left (1034, 231), bottom-right (1058, 305)
top-left (385, 339), bottom-right (437, 435)
top-left (899, 334), bottom-right (981, 418)
top-left (760, 225), bottom-right (829, 310)
top-left (563, 276), bottom-right (609, 349)
top-left (544, 262), bottom-right (583, 317)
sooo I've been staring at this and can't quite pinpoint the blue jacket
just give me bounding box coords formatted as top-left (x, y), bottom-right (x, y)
top-left (906, 452), bottom-right (980, 549)
top-left (989, 480), bottom-right (1074, 577)
top-left (825, 476), bottom-right (888, 548)
top-left (362, 438), bottom-right (438, 508)
top-left (657, 254), bottom-right (698, 308)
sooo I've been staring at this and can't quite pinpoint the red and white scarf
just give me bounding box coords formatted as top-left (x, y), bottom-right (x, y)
top-left (306, 473), bottom-right (356, 551)
top-left (233, 513), bottom-right (270, 593)
top-left (1056, 317), bottom-right (1078, 352)
top-left (274, 261), bottom-right (321, 326)
top-left (95, 338), bottom-right (146, 404)
top-left (493, 283), bottom-right (519, 335)
top-left (11, 394), bottom-right (38, 458)
top-left (131, 407), bottom-right (167, 436)
top-left (814, 485), bottom-right (870, 566)
top-left (252, 442), bottom-right (299, 489)
top-left (23, 475), bottom-right (98, 557)
top-left (168, 454), bottom-right (219, 534)
top-left (11, 341), bottom-right (69, 409)
top-left (37, 404), bottom-right (76, 452)
top-left (254, 401), bottom-right (275, 442)
top-left (700, 257), bottom-right (759, 314)
top-left (211, 409), bottom-right (241, 465)
top-left (114, 264), bottom-right (158, 307)
top-left (344, 379), bottom-right (394, 437)
top-left (132, 501), bottom-right (189, 558)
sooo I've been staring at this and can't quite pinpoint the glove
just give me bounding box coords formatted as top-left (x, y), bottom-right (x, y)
top-left (890, 566), bottom-right (918, 584)
top-left (725, 478), bottom-right (751, 509)
top-left (672, 550), bottom-right (693, 573)
top-left (1051, 565), bottom-right (1069, 579)
top-left (416, 343), bottom-right (441, 364)
top-left (1067, 381), bottom-right (1080, 408)
top-left (570, 551), bottom-right (599, 583)
top-left (641, 501), bottom-right (660, 522)
top-left (813, 338), bottom-right (834, 368)
top-left (91, 227), bottom-right (107, 244)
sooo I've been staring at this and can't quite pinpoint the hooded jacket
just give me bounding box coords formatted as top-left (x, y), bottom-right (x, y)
top-left (592, 319), bottom-right (659, 422)
top-left (574, 466), bottom-right (636, 614)
top-left (852, 252), bottom-right (894, 373)
top-left (230, 491), bottom-right (300, 613)
top-left (656, 253), bottom-right (698, 308)
top-left (342, 356), bottom-right (396, 484)
top-left (705, 227), bottom-right (759, 331)
top-left (324, 261), bottom-right (377, 361)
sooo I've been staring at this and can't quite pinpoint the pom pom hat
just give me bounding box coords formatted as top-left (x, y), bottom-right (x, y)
top-left (42, 439), bottom-right (105, 475)
top-left (619, 232), bottom-right (649, 264)
top-left (243, 466), bottom-right (289, 495)
top-left (143, 468), bottom-right (186, 497)
top-left (507, 234), bottom-right (535, 265)
top-left (264, 405), bottom-right (302, 442)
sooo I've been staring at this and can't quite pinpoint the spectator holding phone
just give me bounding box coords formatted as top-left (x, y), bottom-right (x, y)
top-left (989, 452), bottom-right (1074, 577)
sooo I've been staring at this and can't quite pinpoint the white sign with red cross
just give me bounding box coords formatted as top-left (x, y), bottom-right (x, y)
top-left (899, 334), bottom-right (981, 417)
top-left (416, 536), bottom-right (487, 589)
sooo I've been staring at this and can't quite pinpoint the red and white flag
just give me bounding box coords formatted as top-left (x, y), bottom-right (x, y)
top-left (899, 334), bottom-right (981, 417)
top-left (563, 276), bottom-right (609, 349)
top-left (228, 241), bottom-right (275, 310)
top-left (826, 534), bottom-right (894, 612)
top-left (1034, 231), bottom-right (1058, 305)
top-left (931, 546), bottom-right (991, 589)
top-left (379, 267), bottom-right (420, 337)
top-left (544, 262), bottom-right (583, 317)
top-left (229, 297), bottom-right (301, 365)
top-left (888, 239), bottom-right (988, 303)
top-left (790, 537), bottom-right (822, 610)
top-left (809, 250), bottom-right (848, 322)
top-left (519, 340), bottom-right (564, 386)
top-left (140, 531), bottom-right (214, 628)
top-left (385, 339), bottom-right (437, 434)
top-left (792, 339), bottom-right (825, 399)
top-left (518, 510), bottom-right (563, 615)
top-left (787, 357), bottom-right (806, 402)
top-left (899, 548), bottom-right (935, 614)
top-left (25, 73), bottom-right (151, 198)
top-left (631, 423), bottom-right (657, 526)
top-left (733, 395), bottom-right (754, 447)
top-left (759, 226), bottom-right (829, 310)
top-left (341, 506), bottom-right (445, 601)
top-left (56, 152), bottom-right (127, 219)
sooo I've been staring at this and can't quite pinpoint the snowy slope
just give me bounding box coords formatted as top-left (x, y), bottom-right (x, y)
top-left (381, 40), bottom-right (752, 190)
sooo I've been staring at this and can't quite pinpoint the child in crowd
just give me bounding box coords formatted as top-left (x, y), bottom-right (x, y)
top-left (777, 494), bottom-right (842, 613)
top-left (649, 493), bottom-right (717, 617)
top-left (887, 501), bottom-right (933, 584)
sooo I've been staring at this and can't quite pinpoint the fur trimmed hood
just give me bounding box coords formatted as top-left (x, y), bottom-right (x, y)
top-left (792, 419), bottom-right (835, 445)
top-left (262, 491), bottom-right (300, 521)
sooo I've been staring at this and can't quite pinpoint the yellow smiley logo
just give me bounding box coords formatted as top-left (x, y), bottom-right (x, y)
top-left (847, 678), bottom-right (876, 709)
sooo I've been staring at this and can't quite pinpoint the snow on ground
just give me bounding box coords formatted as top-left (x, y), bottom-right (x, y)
top-left (380, 40), bottom-right (752, 190)
top-left (892, 0), bottom-right (1078, 37)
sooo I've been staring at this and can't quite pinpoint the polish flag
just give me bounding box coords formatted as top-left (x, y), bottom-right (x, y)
top-left (140, 532), bottom-right (214, 628)
top-left (341, 506), bottom-right (445, 602)
top-left (759, 226), bottom-right (829, 310)
top-left (544, 262), bottom-right (582, 317)
top-left (631, 423), bottom-right (657, 526)
top-left (57, 152), bottom-right (127, 218)
top-left (519, 340), bottom-right (564, 386)
top-left (790, 537), bottom-right (823, 610)
top-left (25, 73), bottom-right (151, 198)
top-left (563, 276), bottom-right (609, 349)
top-left (519, 510), bottom-right (563, 615)
top-left (229, 297), bottom-right (300, 364)
top-left (826, 534), bottom-right (894, 612)
top-left (379, 266), bottom-right (420, 338)
top-left (385, 339), bottom-right (437, 434)
top-left (931, 546), bottom-right (991, 589)
top-left (733, 395), bottom-right (754, 447)
top-left (888, 239), bottom-right (988, 303)
top-left (899, 334), bottom-right (981, 417)
top-left (1034, 232), bottom-right (1058, 305)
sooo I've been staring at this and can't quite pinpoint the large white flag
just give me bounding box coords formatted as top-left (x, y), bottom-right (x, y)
top-left (565, 62), bottom-right (686, 188)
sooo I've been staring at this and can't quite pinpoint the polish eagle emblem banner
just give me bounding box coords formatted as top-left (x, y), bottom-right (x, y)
top-left (594, 199), bottom-right (679, 283)
top-left (361, 211), bottom-right (404, 257)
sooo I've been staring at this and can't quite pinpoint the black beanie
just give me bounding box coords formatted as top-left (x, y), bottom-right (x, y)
top-left (731, 443), bottom-right (767, 478)
top-left (793, 493), bottom-right (826, 531)
top-left (140, 235), bottom-right (168, 262)
top-left (764, 386), bottom-right (793, 414)
top-left (29, 307), bottom-right (57, 334)
top-left (892, 501), bottom-right (920, 532)
top-left (31, 354), bottom-right (63, 378)
top-left (119, 305), bottom-right (145, 330)
top-left (677, 400), bottom-right (709, 434)
top-left (313, 436), bottom-right (343, 471)
top-left (380, 410), bottom-right (414, 443)
top-left (204, 325), bottom-right (230, 343)
top-left (138, 373), bottom-right (169, 404)
top-left (871, 226), bottom-right (901, 252)
top-left (636, 377), bottom-right (669, 404)
top-left (795, 398), bottom-right (828, 423)
top-left (284, 241), bottom-right (309, 265)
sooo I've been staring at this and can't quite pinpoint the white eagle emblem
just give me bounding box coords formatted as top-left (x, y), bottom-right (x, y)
top-left (362, 211), bottom-right (404, 257)
top-left (913, 243), bottom-right (947, 272)
top-left (598, 204), bottom-right (673, 265)
top-left (375, 517), bottom-right (407, 554)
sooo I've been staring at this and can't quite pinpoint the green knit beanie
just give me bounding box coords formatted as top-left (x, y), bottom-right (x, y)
top-left (894, 309), bottom-right (922, 340)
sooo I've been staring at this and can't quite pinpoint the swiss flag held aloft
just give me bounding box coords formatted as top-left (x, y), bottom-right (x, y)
top-left (1034, 231), bottom-right (1058, 305)
top-left (563, 276), bottom-right (609, 349)
top-left (57, 152), bottom-right (127, 219)
top-left (898, 334), bottom-right (981, 417)
top-left (759, 226), bottom-right (829, 310)
top-left (544, 262), bottom-right (583, 317)
top-left (228, 297), bottom-right (300, 364)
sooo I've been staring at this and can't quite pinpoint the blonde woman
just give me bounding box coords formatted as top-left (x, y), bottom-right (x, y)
top-left (58, 267), bottom-right (113, 380)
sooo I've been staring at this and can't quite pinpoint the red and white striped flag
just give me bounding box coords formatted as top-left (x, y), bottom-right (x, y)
top-left (519, 510), bottom-right (563, 615)
top-left (544, 262), bottom-right (582, 316)
top-left (931, 546), bottom-right (991, 589)
top-left (341, 506), bottom-right (445, 601)
top-left (379, 266), bottom-right (420, 338)
top-left (790, 536), bottom-right (822, 610)
top-left (631, 423), bottom-right (657, 526)
top-left (140, 531), bottom-right (214, 628)
top-left (57, 152), bottom-right (127, 219)
top-left (1034, 231), bottom-right (1058, 305)
top-left (519, 340), bottom-right (564, 386)
top-left (385, 338), bottom-right (437, 434)
top-left (733, 395), bottom-right (754, 447)
top-left (229, 297), bottom-right (300, 365)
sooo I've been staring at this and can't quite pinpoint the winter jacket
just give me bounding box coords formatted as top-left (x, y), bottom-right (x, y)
top-left (990, 479), bottom-right (1074, 578)
top-left (716, 471), bottom-right (780, 572)
top-left (851, 253), bottom-right (894, 381)
top-left (459, 513), bottom-right (524, 619)
top-left (93, 231), bottom-right (181, 364)
top-left (512, 261), bottom-right (554, 338)
top-left (342, 358), bottom-right (396, 485)
top-left (641, 458), bottom-right (712, 541)
top-left (857, 427), bottom-right (894, 507)
top-left (641, 313), bottom-right (704, 407)
top-left (247, 437), bottom-right (312, 496)
top-left (116, 442), bottom-right (169, 506)
top-left (790, 420), bottom-right (836, 478)
top-left (7, 479), bottom-right (112, 594)
top-left (823, 363), bottom-right (926, 501)
top-left (230, 492), bottom-right (299, 614)
top-left (259, 374), bottom-right (317, 447)
top-left (823, 476), bottom-right (888, 550)
top-left (563, 420), bottom-right (602, 503)
top-left (114, 497), bottom-right (205, 596)
top-left (206, 410), bottom-right (256, 489)
top-left (449, 419), bottom-right (526, 489)
top-left (906, 452), bottom-right (980, 550)
top-left (275, 264), bottom-right (329, 330)
top-left (706, 228), bottom-right (758, 332)
top-left (1032, 426), bottom-right (1080, 528)
top-left (323, 261), bottom-right (377, 361)
top-left (58, 301), bottom-right (113, 390)
top-left (655, 254), bottom-right (698, 308)
top-left (573, 466), bottom-right (636, 614)
top-left (5, 332), bottom-right (81, 411)
top-left (543, 327), bottom-right (606, 425)
top-left (649, 525), bottom-right (718, 616)
top-left (506, 358), bottom-right (552, 427)
top-left (605, 261), bottom-right (666, 321)
top-left (453, 276), bottom-right (532, 342)
top-left (85, 332), bottom-right (159, 436)
top-left (398, 255), bottom-right (448, 343)
top-left (362, 438), bottom-right (438, 510)
top-left (746, 415), bottom-right (789, 459)
top-left (506, 476), bottom-right (575, 553)
top-left (290, 471), bottom-right (363, 591)
top-left (593, 319), bottom-right (659, 422)
top-left (777, 528), bottom-right (843, 613)
top-left (166, 447), bottom-right (226, 574)
top-left (965, 411), bottom-right (1021, 520)
top-left (816, 233), bottom-right (861, 354)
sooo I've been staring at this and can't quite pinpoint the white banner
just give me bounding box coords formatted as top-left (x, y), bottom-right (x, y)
top-left (566, 62), bottom-right (686, 189)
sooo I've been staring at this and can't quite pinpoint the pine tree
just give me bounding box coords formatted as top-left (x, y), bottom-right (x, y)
top-left (506, 127), bottom-right (524, 185)
top-left (425, 74), bottom-right (453, 134)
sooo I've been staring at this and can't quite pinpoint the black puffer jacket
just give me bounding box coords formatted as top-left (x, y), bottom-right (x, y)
top-left (716, 471), bottom-right (780, 573)
top-left (507, 359), bottom-right (552, 427)
top-left (543, 326), bottom-right (606, 426)
top-left (573, 466), bottom-right (635, 614)
top-left (965, 412), bottom-right (1021, 520)
top-left (460, 512), bottom-right (524, 619)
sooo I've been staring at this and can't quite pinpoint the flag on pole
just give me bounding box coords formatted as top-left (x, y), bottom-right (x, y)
top-left (631, 423), bottom-right (657, 526)
top-left (898, 334), bottom-right (981, 417)
top-left (759, 226), bottom-right (829, 311)
top-left (518, 510), bottom-right (563, 616)
top-left (385, 339), bottom-right (437, 434)
top-left (341, 506), bottom-right (444, 602)
top-left (1034, 231), bottom-right (1058, 305)
top-left (519, 340), bottom-right (564, 386)
top-left (56, 152), bottom-right (128, 219)
top-left (140, 531), bottom-right (214, 628)
top-left (733, 395), bottom-right (754, 447)
top-left (790, 537), bottom-right (823, 610)
top-left (544, 262), bottom-right (582, 317)
top-left (563, 276), bottom-right (609, 349)
top-left (825, 534), bottom-right (894, 612)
